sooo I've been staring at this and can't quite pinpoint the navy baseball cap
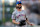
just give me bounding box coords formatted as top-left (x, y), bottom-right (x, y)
top-left (16, 1), bottom-right (22, 5)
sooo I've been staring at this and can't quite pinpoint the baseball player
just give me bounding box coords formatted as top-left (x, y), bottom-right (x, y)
top-left (12, 1), bottom-right (33, 27)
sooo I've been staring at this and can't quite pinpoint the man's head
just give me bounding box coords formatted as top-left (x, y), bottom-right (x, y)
top-left (16, 1), bottom-right (22, 9)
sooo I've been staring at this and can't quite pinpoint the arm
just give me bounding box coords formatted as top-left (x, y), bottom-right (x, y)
top-left (26, 18), bottom-right (31, 25)
top-left (12, 19), bottom-right (20, 24)
top-left (26, 18), bottom-right (34, 26)
top-left (12, 11), bottom-right (20, 24)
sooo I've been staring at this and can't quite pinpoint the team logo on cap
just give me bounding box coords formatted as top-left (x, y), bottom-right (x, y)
top-left (19, 1), bottom-right (20, 3)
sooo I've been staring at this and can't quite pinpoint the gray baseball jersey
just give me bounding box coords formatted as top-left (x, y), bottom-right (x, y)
top-left (11, 10), bottom-right (27, 27)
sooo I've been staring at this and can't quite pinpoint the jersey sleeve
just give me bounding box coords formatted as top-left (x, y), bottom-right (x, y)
top-left (11, 11), bottom-right (16, 20)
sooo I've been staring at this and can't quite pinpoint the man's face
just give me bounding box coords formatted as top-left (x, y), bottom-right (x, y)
top-left (16, 4), bottom-right (22, 9)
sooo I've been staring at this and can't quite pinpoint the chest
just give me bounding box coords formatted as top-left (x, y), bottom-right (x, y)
top-left (16, 11), bottom-right (25, 17)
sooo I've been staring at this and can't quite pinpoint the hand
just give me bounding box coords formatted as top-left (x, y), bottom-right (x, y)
top-left (17, 22), bottom-right (20, 24)
top-left (30, 24), bottom-right (34, 26)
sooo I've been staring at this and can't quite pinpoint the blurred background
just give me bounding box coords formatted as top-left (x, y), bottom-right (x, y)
top-left (0, 0), bottom-right (40, 27)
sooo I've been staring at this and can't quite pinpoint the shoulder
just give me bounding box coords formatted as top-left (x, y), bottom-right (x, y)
top-left (22, 10), bottom-right (26, 13)
top-left (12, 10), bottom-right (17, 14)
top-left (22, 10), bottom-right (25, 12)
